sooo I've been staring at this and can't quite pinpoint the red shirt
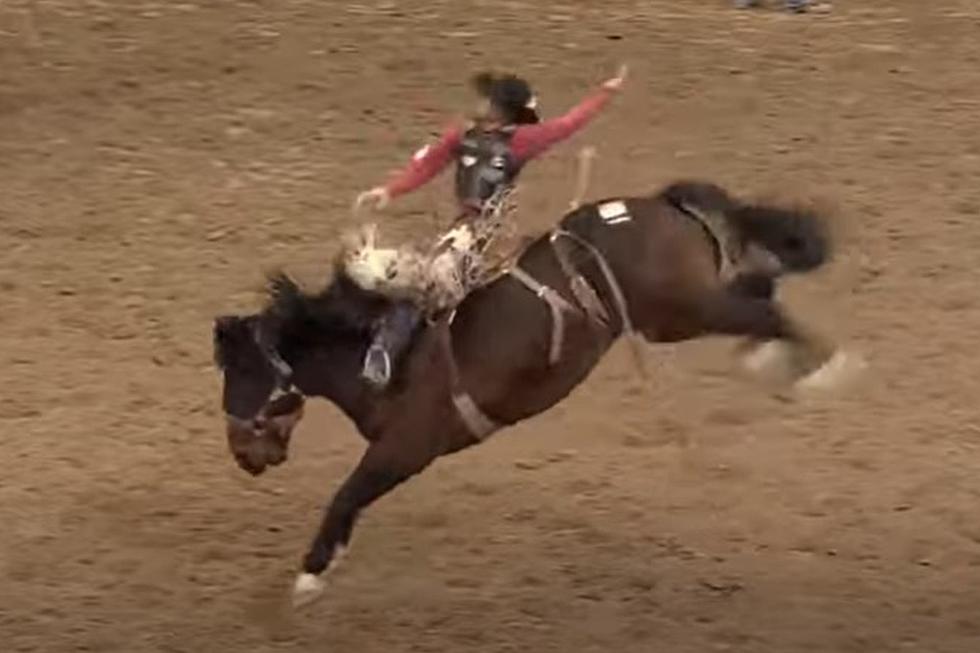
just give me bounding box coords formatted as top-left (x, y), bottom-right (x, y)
top-left (384, 86), bottom-right (615, 199)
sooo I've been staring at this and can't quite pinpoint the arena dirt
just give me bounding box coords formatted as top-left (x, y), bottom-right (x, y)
top-left (2, 1), bottom-right (980, 651)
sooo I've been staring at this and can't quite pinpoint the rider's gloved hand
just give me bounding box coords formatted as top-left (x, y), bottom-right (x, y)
top-left (354, 187), bottom-right (391, 212)
top-left (602, 64), bottom-right (628, 93)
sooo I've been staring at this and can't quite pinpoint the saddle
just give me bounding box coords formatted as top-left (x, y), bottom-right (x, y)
top-left (339, 189), bottom-right (521, 312)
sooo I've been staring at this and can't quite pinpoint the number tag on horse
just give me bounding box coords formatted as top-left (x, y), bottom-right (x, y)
top-left (598, 200), bottom-right (632, 225)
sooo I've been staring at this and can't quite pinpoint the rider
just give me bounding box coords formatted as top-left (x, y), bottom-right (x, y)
top-left (355, 65), bottom-right (628, 388)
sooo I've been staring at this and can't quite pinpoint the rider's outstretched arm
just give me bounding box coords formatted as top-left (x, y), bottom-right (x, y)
top-left (384, 125), bottom-right (463, 199)
top-left (511, 66), bottom-right (627, 162)
top-left (511, 88), bottom-right (614, 162)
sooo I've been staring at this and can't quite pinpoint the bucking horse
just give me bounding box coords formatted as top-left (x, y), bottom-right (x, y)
top-left (212, 180), bottom-right (863, 607)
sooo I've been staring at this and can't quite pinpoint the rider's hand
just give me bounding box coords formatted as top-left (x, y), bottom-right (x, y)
top-left (354, 187), bottom-right (391, 212)
top-left (602, 64), bottom-right (628, 93)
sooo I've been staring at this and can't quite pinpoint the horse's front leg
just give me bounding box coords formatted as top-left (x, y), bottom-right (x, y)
top-left (292, 441), bottom-right (433, 607)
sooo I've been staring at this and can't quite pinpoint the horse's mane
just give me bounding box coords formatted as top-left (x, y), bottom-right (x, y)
top-left (262, 268), bottom-right (388, 340)
top-left (213, 269), bottom-right (381, 372)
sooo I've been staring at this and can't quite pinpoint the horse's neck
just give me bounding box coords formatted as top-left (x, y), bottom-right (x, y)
top-left (292, 324), bottom-right (454, 440)
top-left (276, 276), bottom-right (388, 430)
top-left (292, 341), bottom-right (373, 430)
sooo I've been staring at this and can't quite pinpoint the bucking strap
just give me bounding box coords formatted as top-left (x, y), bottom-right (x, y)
top-left (675, 201), bottom-right (739, 281)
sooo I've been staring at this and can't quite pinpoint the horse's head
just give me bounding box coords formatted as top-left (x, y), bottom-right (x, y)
top-left (213, 271), bottom-right (394, 474)
top-left (213, 314), bottom-right (305, 476)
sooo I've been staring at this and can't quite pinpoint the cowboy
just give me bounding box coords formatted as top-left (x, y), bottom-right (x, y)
top-left (354, 65), bottom-right (628, 388)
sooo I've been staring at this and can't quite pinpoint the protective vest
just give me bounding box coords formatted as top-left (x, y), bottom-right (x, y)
top-left (454, 126), bottom-right (523, 211)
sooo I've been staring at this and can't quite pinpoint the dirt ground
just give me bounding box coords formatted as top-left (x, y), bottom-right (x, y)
top-left (3, 1), bottom-right (980, 651)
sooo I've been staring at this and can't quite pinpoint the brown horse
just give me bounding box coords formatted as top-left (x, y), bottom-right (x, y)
top-left (212, 180), bottom-right (860, 606)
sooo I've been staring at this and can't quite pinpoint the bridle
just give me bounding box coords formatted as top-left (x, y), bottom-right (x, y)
top-left (224, 320), bottom-right (305, 431)
top-left (250, 319), bottom-right (297, 399)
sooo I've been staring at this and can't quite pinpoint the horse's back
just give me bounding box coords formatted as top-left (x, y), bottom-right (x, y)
top-left (560, 192), bottom-right (721, 290)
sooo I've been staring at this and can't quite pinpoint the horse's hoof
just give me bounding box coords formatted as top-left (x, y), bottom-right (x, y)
top-left (795, 349), bottom-right (867, 393)
top-left (291, 573), bottom-right (326, 608)
top-left (742, 340), bottom-right (787, 372)
top-left (741, 340), bottom-right (797, 381)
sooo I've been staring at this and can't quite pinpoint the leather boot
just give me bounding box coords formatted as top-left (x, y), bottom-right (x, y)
top-left (361, 302), bottom-right (423, 388)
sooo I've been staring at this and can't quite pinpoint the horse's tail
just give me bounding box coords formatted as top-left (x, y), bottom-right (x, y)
top-left (728, 202), bottom-right (831, 273)
top-left (661, 181), bottom-right (831, 273)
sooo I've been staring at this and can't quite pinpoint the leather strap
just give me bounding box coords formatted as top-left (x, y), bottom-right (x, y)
top-left (551, 228), bottom-right (649, 380)
top-left (439, 314), bottom-right (500, 441)
top-left (509, 266), bottom-right (576, 365)
top-left (452, 393), bottom-right (499, 441)
top-left (549, 232), bottom-right (610, 326)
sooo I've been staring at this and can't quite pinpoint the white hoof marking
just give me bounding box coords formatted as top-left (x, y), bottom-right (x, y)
top-left (290, 546), bottom-right (349, 609)
top-left (742, 340), bottom-right (794, 375)
top-left (741, 340), bottom-right (802, 384)
top-left (292, 573), bottom-right (326, 608)
top-left (333, 544), bottom-right (348, 566)
top-left (795, 350), bottom-right (867, 393)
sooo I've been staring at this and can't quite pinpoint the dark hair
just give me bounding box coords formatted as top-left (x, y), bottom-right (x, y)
top-left (471, 72), bottom-right (540, 125)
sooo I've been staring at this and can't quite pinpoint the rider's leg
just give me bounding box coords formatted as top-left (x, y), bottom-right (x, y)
top-left (362, 301), bottom-right (423, 388)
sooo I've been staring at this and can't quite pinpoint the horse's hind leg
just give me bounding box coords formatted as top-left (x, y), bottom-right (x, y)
top-left (724, 273), bottom-right (781, 364)
top-left (293, 442), bottom-right (432, 607)
top-left (726, 272), bottom-right (775, 301)
top-left (699, 291), bottom-right (865, 390)
top-left (724, 273), bottom-right (786, 371)
top-left (697, 291), bottom-right (834, 381)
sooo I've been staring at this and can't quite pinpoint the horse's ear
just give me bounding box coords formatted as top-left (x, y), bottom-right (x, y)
top-left (214, 315), bottom-right (242, 340)
top-left (213, 315), bottom-right (247, 369)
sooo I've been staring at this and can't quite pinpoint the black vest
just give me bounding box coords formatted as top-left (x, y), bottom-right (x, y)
top-left (454, 126), bottom-right (523, 210)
